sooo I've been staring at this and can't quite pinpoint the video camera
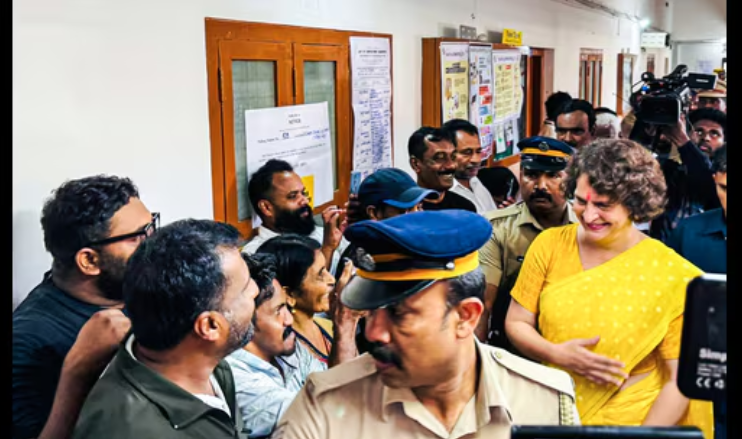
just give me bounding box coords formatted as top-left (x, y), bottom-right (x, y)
top-left (628, 65), bottom-right (717, 153)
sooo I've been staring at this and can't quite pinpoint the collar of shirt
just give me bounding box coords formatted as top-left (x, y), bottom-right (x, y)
top-left (516, 201), bottom-right (578, 230)
top-left (380, 339), bottom-right (513, 429)
top-left (117, 334), bottom-right (233, 427)
top-left (451, 177), bottom-right (498, 213)
top-left (256, 225), bottom-right (325, 244)
top-left (699, 208), bottom-right (727, 238)
top-left (227, 347), bottom-right (299, 380)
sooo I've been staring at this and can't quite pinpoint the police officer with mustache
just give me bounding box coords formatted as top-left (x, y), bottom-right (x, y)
top-left (477, 137), bottom-right (579, 352)
top-left (273, 210), bottom-right (579, 439)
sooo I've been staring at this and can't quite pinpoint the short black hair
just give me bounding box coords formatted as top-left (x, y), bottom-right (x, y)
top-left (441, 119), bottom-right (479, 147)
top-left (476, 167), bottom-right (519, 198)
top-left (244, 252), bottom-right (278, 310)
top-left (712, 144), bottom-right (727, 174)
top-left (41, 175), bottom-right (139, 274)
top-left (255, 234), bottom-right (321, 297)
top-left (594, 107), bottom-right (618, 116)
top-left (555, 99), bottom-right (596, 131)
top-left (408, 127), bottom-right (455, 160)
top-left (446, 268), bottom-right (486, 309)
top-left (247, 159), bottom-right (294, 219)
top-left (689, 108), bottom-right (727, 135)
top-left (123, 219), bottom-right (245, 351)
top-left (545, 91), bottom-right (572, 121)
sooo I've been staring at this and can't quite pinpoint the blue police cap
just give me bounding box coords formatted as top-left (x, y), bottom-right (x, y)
top-left (341, 210), bottom-right (492, 310)
top-left (518, 136), bottom-right (574, 172)
top-left (358, 168), bottom-right (439, 210)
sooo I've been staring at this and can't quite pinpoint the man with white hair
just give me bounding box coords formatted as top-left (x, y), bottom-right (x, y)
top-left (594, 107), bottom-right (621, 139)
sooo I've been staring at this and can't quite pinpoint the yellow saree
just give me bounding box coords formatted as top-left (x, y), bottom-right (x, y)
top-left (512, 225), bottom-right (713, 438)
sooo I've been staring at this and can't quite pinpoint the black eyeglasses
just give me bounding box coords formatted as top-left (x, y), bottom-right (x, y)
top-left (84, 212), bottom-right (160, 248)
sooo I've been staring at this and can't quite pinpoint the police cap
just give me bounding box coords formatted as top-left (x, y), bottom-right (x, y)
top-left (518, 136), bottom-right (574, 172)
top-left (341, 210), bottom-right (492, 310)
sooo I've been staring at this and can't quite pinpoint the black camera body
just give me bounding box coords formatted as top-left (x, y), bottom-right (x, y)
top-left (628, 65), bottom-right (717, 153)
top-left (630, 65), bottom-right (692, 126)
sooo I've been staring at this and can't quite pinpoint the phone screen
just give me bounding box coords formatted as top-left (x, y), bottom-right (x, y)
top-left (677, 275), bottom-right (726, 401)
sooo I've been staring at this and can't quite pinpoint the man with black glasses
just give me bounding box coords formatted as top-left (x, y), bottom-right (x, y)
top-left (13, 175), bottom-right (157, 439)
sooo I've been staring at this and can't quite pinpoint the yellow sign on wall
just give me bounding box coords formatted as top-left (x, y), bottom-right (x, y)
top-left (502, 29), bottom-right (523, 46)
top-left (301, 174), bottom-right (315, 209)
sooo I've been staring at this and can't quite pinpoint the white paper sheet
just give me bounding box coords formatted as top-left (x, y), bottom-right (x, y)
top-left (245, 102), bottom-right (333, 226)
top-left (350, 37), bottom-right (393, 173)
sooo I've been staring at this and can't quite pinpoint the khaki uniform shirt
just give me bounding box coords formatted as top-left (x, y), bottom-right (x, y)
top-left (272, 341), bottom-right (578, 439)
top-left (480, 201), bottom-right (578, 289)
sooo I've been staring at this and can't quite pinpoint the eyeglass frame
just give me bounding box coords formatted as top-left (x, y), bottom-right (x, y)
top-left (83, 212), bottom-right (160, 248)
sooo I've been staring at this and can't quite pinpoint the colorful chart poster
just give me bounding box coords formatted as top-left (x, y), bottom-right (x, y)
top-left (440, 43), bottom-right (469, 122)
top-left (493, 50), bottom-right (524, 160)
top-left (469, 44), bottom-right (494, 159)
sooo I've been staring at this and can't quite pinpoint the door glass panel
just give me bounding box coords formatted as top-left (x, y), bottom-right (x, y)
top-left (587, 61), bottom-right (595, 104)
top-left (232, 61), bottom-right (277, 221)
top-left (580, 61), bottom-right (587, 99)
top-left (303, 61), bottom-right (337, 190)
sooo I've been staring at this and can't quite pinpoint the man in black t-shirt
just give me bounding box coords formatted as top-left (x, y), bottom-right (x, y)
top-left (12, 175), bottom-right (155, 439)
top-left (407, 126), bottom-right (477, 213)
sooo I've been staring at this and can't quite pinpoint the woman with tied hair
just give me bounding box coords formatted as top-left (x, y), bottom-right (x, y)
top-left (256, 234), bottom-right (358, 365)
top-left (505, 139), bottom-right (713, 437)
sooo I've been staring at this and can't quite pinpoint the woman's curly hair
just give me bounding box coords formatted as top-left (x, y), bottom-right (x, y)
top-left (562, 139), bottom-right (667, 223)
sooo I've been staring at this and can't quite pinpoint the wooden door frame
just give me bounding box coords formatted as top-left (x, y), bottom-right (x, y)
top-left (204, 18), bottom-right (393, 234)
top-left (616, 53), bottom-right (637, 116)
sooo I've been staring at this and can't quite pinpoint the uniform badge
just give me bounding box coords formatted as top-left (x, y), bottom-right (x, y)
top-left (539, 141), bottom-right (549, 152)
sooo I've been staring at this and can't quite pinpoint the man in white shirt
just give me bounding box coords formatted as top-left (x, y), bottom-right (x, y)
top-left (442, 119), bottom-right (499, 214)
top-left (243, 159), bottom-right (349, 274)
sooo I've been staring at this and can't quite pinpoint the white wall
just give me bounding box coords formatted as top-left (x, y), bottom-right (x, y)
top-left (13, 0), bottom-right (649, 307)
top-left (671, 0), bottom-right (726, 41)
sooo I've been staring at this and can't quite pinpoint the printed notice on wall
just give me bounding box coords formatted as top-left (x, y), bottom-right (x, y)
top-left (441, 43), bottom-right (470, 122)
top-left (245, 102), bottom-right (333, 227)
top-left (469, 44), bottom-right (494, 159)
top-left (492, 49), bottom-right (523, 160)
top-left (350, 37), bottom-right (393, 174)
top-left (493, 50), bottom-right (521, 122)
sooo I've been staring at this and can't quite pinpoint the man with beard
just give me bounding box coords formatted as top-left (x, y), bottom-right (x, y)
top-left (244, 159), bottom-right (349, 274)
top-left (477, 137), bottom-right (578, 350)
top-left (72, 219), bottom-right (261, 438)
top-left (644, 109), bottom-right (723, 242)
top-left (13, 175), bottom-right (154, 439)
top-left (273, 210), bottom-right (579, 439)
top-left (554, 99), bottom-right (596, 150)
top-left (227, 254), bottom-right (329, 438)
top-left (442, 119), bottom-right (499, 214)
top-left (408, 127), bottom-right (477, 212)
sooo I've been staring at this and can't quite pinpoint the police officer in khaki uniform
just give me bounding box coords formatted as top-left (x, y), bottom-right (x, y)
top-left (273, 210), bottom-right (579, 439)
top-left (477, 137), bottom-right (578, 354)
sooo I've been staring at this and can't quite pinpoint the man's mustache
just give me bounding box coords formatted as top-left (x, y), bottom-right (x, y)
top-left (283, 327), bottom-right (294, 340)
top-left (368, 342), bottom-right (403, 369)
top-left (530, 190), bottom-right (552, 202)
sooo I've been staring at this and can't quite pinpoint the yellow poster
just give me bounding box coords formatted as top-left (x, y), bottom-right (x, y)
top-left (494, 62), bottom-right (515, 120)
top-left (440, 44), bottom-right (469, 122)
top-left (301, 175), bottom-right (315, 209)
top-left (493, 50), bottom-right (522, 122)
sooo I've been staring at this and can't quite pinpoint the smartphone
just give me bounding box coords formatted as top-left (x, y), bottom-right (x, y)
top-left (677, 274), bottom-right (726, 401)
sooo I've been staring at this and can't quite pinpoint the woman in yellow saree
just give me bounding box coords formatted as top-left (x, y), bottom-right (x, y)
top-left (505, 139), bottom-right (713, 438)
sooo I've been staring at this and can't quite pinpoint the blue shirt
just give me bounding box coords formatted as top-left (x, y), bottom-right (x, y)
top-left (226, 342), bottom-right (326, 438)
top-left (667, 208), bottom-right (727, 274)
